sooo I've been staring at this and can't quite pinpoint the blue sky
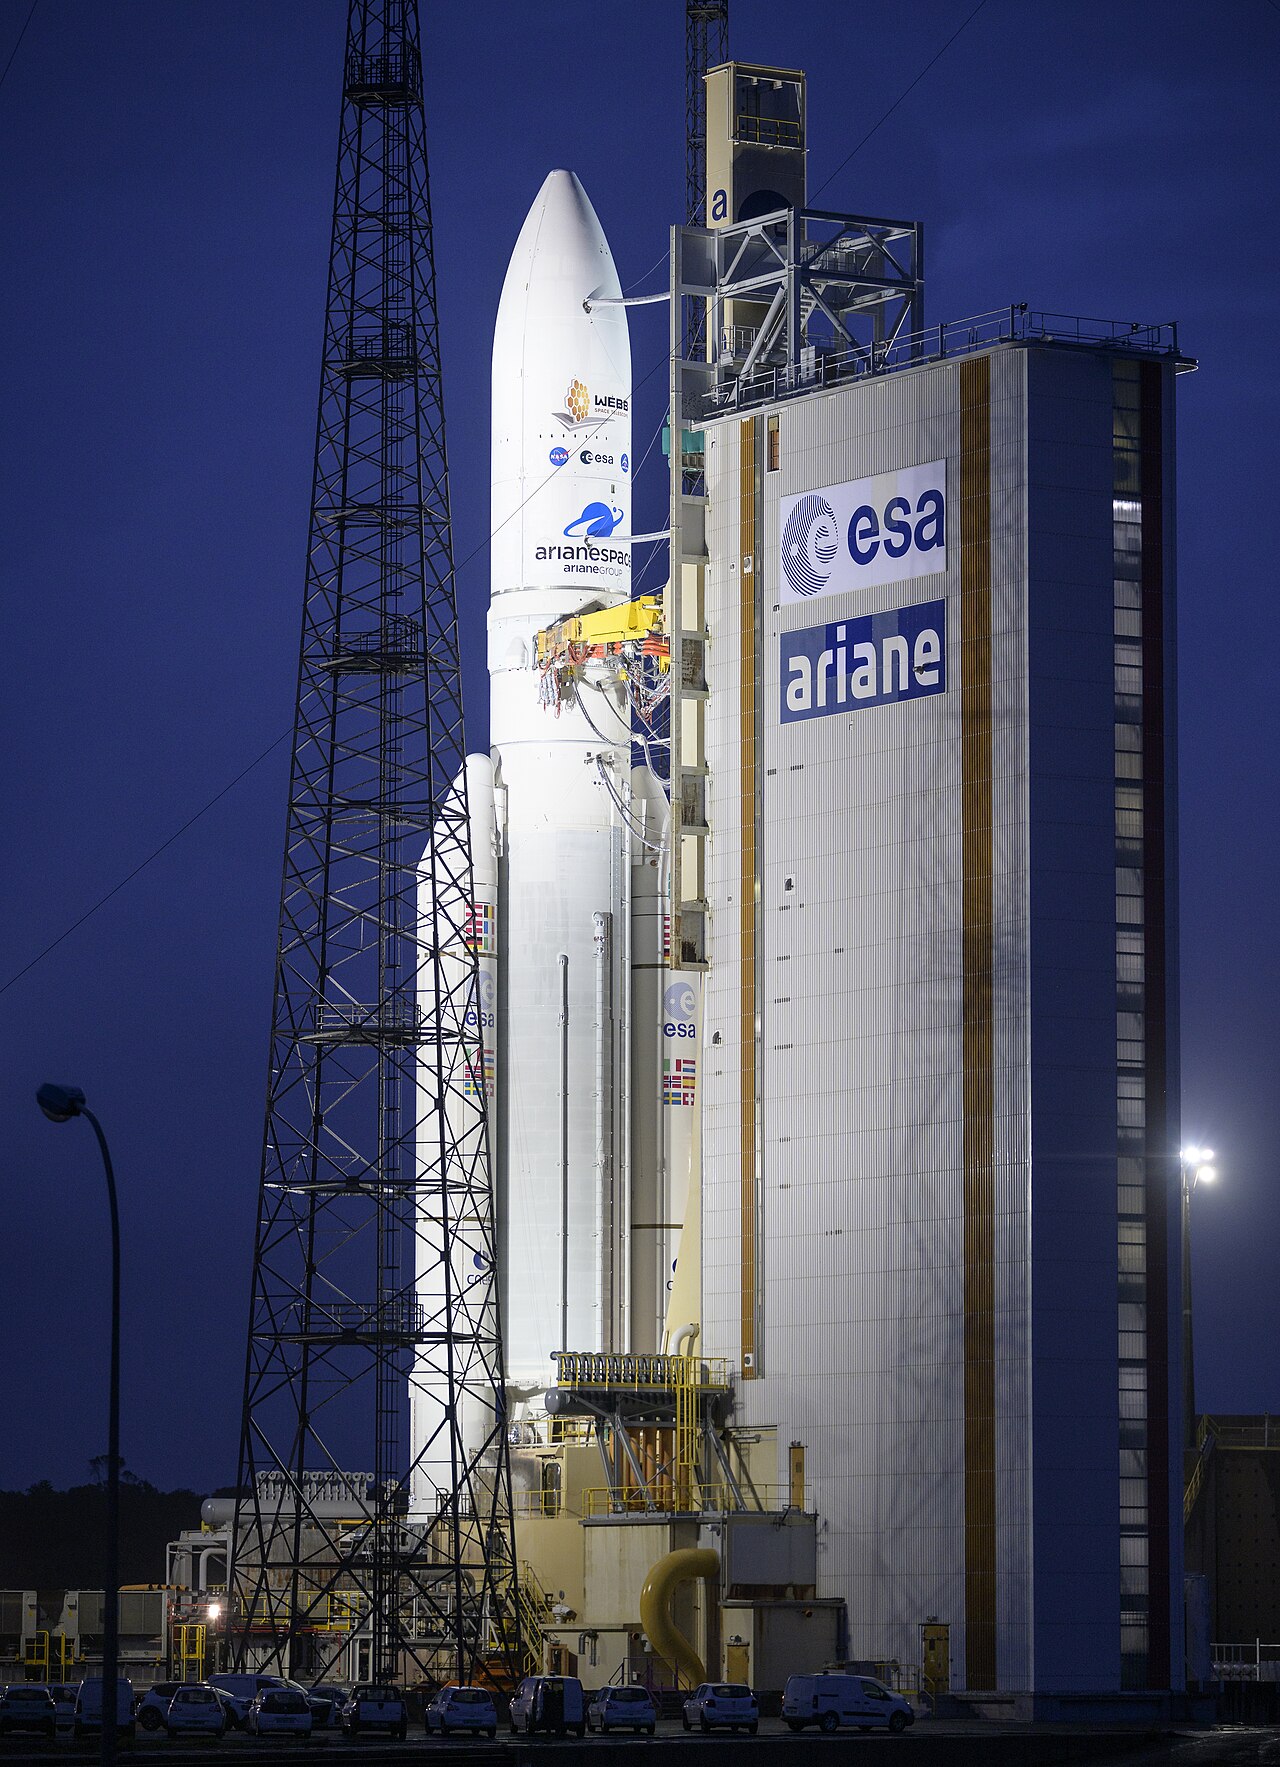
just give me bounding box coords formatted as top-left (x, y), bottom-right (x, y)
top-left (1, 0), bottom-right (1277, 1488)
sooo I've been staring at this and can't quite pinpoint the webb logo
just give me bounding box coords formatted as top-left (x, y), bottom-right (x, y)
top-left (779, 460), bottom-right (947, 604)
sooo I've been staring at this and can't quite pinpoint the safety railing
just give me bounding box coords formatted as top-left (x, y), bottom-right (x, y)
top-left (1212, 1641), bottom-right (1280, 1681)
top-left (512, 1488), bottom-right (576, 1519)
top-left (579, 1482), bottom-right (797, 1518)
top-left (734, 114), bottom-right (802, 148)
top-left (709, 305), bottom-right (1190, 417)
top-left (552, 1350), bottom-right (731, 1391)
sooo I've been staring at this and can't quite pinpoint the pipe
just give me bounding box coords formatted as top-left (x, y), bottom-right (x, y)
top-left (593, 912), bottom-right (614, 1347)
top-left (669, 1322), bottom-right (700, 1359)
top-left (639, 1547), bottom-right (719, 1688)
top-left (558, 952), bottom-right (570, 1352)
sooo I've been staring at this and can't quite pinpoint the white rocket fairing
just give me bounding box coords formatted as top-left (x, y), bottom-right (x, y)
top-left (489, 170), bottom-right (635, 1390)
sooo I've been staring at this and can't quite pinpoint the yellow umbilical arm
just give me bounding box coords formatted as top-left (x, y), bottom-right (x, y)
top-left (639, 1547), bottom-right (720, 1687)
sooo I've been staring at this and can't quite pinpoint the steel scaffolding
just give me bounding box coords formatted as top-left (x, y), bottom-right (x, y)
top-left (228, 0), bottom-right (520, 1688)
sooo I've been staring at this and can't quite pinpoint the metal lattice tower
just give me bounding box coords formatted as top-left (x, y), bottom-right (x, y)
top-left (228, 0), bottom-right (520, 1688)
top-left (685, 0), bottom-right (728, 227)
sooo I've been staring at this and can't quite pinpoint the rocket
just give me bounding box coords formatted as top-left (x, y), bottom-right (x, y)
top-left (488, 169), bottom-right (636, 1392)
top-left (413, 170), bottom-right (689, 1477)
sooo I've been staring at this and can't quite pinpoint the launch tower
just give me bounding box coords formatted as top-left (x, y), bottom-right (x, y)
top-left (228, 0), bottom-right (520, 1686)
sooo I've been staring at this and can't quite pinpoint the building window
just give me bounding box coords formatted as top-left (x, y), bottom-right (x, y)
top-left (766, 414), bottom-right (780, 472)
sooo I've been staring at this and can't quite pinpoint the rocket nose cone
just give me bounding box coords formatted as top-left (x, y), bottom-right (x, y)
top-left (499, 167), bottom-right (623, 309)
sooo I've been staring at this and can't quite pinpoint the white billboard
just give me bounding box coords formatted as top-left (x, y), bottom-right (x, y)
top-left (779, 460), bottom-right (947, 604)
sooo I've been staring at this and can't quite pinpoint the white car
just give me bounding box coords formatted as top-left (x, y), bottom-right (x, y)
top-left (208, 1672), bottom-right (290, 1729)
top-left (586, 1685), bottom-right (657, 1735)
top-left (248, 1687), bottom-right (312, 1737)
top-left (681, 1682), bottom-right (758, 1734)
top-left (166, 1685), bottom-right (228, 1738)
top-left (136, 1682), bottom-right (185, 1732)
top-left (423, 1685), bottom-right (498, 1736)
top-left (339, 1685), bottom-right (408, 1739)
top-left (782, 1671), bottom-right (914, 1734)
top-left (0, 1685), bottom-right (57, 1739)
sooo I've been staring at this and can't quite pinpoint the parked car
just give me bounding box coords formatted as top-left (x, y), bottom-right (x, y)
top-left (208, 1672), bottom-right (290, 1729)
top-left (136, 1682), bottom-right (185, 1732)
top-left (586, 1685), bottom-right (657, 1735)
top-left (423, 1685), bottom-right (498, 1737)
top-left (0, 1685), bottom-right (57, 1738)
top-left (166, 1684), bottom-right (228, 1739)
top-left (681, 1682), bottom-right (758, 1734)
top-left (248, 1687), bottom-right (313, 1738)
top-left (306, 1683), bottom-right (348, 1728)
top-left (49, 1684), bottom-right (78, 1729)
top-left (782, 1672), bottom-right (914, 1734)
top-left (339, 1685), bottom-right (408, 1739)
top-left (508, 1675), bottom-right (585, 1739)
top-left (74, 1677), bottom-right (136, 1740)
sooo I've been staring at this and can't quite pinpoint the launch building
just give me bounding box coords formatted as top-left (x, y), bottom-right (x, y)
top-left (412, 59), bottom-right (1194, 1705)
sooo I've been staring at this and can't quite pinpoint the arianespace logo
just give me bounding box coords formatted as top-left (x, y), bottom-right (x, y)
top-left (780, 599), bottom-right (946, 723)
top-left (564, 501), bottom-right (624, 538)
top-left (554, 377), bottom-right (630, 430)
top-left (779, 461), bottom-right (947, 604)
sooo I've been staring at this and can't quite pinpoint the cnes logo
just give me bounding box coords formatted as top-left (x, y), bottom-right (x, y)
top-left (779, 460), bottom-right (947, 603)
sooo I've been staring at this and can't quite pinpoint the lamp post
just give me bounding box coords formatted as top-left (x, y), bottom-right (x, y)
top-left (36, 1084), bottom-right (120, 1767)
top-left (1180, 1144), bottom-right (1218, 1464)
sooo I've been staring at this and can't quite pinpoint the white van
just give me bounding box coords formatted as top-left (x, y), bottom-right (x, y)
top-left (782, 1671), bottom-right (914, 1734)
top-left (73, 1678), bottom-right (136, 1740)
top-left (507, 1675), bottom-right (585, 1738)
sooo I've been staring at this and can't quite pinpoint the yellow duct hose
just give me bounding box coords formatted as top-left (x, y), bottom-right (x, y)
top-left (639, 1546), bottom-right (719, 1687)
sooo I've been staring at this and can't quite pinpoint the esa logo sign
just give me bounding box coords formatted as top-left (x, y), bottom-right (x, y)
top-left (664, 980), bottom-right (696, 1040)
top-left (780, 600), bottom-right (946, 724)
top-left (779, 461), bottom-right (946, 604)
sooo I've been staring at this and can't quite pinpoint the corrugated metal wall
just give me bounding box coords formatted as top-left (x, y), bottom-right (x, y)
top-left (698, 342), bottom-right (1176, 1694)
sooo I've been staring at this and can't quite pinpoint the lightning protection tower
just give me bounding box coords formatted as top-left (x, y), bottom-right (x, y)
top-left (228, 0), bottom-right (520, 1687)
top-left (686, 0), bottom-right (729, 227)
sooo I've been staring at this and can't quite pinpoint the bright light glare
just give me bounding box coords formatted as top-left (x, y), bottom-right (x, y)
top-left (1195, 1165), bottom-right (1218, 1186)
top-left (1181, 1145), bottom-right (1215, 1165)
top-left (206, 1601), bottom-right (222, 1621)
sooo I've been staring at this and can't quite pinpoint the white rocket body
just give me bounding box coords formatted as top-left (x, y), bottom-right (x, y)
top-left (489, 170), bottom-right (635, 1389)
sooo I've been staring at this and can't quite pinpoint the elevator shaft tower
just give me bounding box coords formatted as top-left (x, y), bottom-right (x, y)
top-left (229, 0), bottom-right (519, 1687)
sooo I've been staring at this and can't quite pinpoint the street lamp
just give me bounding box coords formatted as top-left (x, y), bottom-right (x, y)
top-left (36, 1084), bottom-right (121, 1767)
top-left (1180, 1143), bottom-right (1218, 1462)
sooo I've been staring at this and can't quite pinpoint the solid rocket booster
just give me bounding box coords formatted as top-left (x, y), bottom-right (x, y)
top-left (489, 170), bottom-right (634, 1389)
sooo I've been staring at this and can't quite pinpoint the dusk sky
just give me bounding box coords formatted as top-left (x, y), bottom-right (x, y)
top-left (2, 0), bottom-right (1277, 1494)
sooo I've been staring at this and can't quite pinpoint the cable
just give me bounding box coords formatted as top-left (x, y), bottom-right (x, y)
top-left (0, 0), bottom-right (37, 100)
top-left (809, 0), bottom-right (991, 202)
top-left (0, 727), bottom-right (292, 999)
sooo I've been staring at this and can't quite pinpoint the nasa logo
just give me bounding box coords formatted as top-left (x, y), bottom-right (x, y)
top-left (564, 501), bottom-right (625, 538)
top-left (781, 494), bottom-right (840, 598)
top-left (548, 446), bottom-right (569, 468)
top-left (621, 452), bottom-right (629, 474)
top-left (779, 462), bottom-right (948, 603)
top-left (663, 980), bottom-right (697, 1039)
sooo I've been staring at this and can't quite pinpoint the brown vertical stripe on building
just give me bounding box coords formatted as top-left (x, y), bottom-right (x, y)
top-left (1139, 359), bottom-right (1171, 1686)
top-left (739, 417), bottom-right (759, 1377)
top-left (960, 355), bottom-right (997, 1688)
